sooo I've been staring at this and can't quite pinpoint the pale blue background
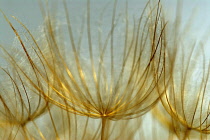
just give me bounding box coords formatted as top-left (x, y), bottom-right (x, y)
top-left (1, 0), bottom-right (210, 51)
top-left (0, 0), bottom-right (210, 139)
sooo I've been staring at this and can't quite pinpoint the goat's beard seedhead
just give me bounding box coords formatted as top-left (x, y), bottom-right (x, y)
top-left (153, 9), bottom-right (210, 138)
top-left (1, 0), bottom-right (210, 140)
top-left (0, 0), bottom-right (171, 139)
top-left (0, 0), bottom-right (166, 120)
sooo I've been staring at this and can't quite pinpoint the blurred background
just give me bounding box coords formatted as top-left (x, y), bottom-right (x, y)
top-left (0, 0), bottom-right (210, 139)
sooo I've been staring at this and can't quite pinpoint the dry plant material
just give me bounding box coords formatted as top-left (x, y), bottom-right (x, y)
top-left (155, 15), bottom-right (210, 139)
top-left (0, 0), bottom-right (167, 139)
top-left (159, 44), bottom-right (210, 140)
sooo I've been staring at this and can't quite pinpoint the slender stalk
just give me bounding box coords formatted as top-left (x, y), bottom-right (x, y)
top-left (101, 117), bottom-right (107, 140)
top-left (22, 126), bottom-right (29, 140)
top-left (182, 129), bottom-right (191, 140)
